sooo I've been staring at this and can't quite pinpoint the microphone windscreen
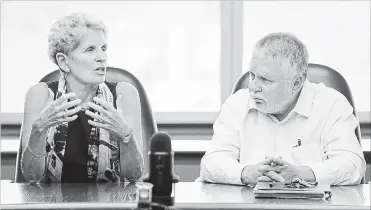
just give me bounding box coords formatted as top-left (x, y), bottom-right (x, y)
top-left (150, 132), bottom-right (172, 152)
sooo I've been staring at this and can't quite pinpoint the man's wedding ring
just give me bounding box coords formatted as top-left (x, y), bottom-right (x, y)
top-left (63, 110), bottom-right (67, 118)
top-left (100, 115), bottom-right (104, 122)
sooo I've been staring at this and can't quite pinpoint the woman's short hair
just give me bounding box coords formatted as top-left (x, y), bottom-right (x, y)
top-left (253, 32), bottom-right (309, 78)
top-left (48, 13), bottom-right (107, 66)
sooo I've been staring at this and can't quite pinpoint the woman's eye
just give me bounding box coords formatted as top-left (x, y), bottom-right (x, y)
top-left (102, 46), bottom-right (107, 51)
top-left (86, 47), bottom-right (94, 52)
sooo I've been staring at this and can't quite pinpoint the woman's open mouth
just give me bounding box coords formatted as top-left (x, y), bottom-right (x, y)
top-left (94, 67), bottom-right (106, 75)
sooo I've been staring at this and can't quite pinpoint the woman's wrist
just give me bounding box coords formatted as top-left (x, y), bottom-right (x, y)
top-left (28, 120), bottom-right (48, 154)
top-left (32, 118), bottom-right (48, 134)
top-left (121, 128), bottom-right (134, 143)
top-left (25, 145), bottom-right (47, 158)
top-left (116, 124), bottom-right (133, 142)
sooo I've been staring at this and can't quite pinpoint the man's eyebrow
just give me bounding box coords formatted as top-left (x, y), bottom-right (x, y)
top-left (249, 69), bottom-right (274, 80)
top-left (256, 71), bottom-right (270, 79)
top-left (259, 72), bottom-right (268, 77)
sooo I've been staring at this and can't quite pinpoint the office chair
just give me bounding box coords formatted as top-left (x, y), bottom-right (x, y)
top-left (14, 67), bottom-right (158, 182)
top-left (232, 63), bottom-right (364, 183)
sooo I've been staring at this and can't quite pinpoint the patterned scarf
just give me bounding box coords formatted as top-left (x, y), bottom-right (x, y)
top-left (43, 78), bottom-right (120, 183)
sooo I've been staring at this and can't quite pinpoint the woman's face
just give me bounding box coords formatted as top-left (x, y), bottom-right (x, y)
top-left (66, 29), bottom-right (108, 85)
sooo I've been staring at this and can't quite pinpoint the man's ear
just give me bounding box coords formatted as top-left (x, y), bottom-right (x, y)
top-left (56, 52), bottom-right (70, 73)
top-left (292, 74), bottom-right (304, 93)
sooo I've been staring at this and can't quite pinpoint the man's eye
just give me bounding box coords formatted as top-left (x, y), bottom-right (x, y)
top-left (261, 77), bottom-right (271, 83)
top-left (102, 46), bottom-right (107, 52)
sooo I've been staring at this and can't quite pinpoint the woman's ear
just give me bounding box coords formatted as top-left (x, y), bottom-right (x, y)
top-left (56, 52), bottom-right (70, 73)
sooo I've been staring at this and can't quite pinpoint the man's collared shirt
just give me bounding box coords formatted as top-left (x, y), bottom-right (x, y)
top-left (200, 79), bottom-right (366, 185)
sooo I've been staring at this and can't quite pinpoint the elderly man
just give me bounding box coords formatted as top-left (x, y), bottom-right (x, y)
top-left (200, 32), bottom-right (365, 186)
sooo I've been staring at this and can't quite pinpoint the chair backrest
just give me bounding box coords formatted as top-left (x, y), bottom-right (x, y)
top-left (15, 67), bottom-right (157, 182)
top-left (232, 63), bottom-right (365, 183)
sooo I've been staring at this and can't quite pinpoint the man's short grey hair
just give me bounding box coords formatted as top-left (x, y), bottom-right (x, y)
top-left (253, 32), bottom-right (309, 78)
top-left (48, 13), bottom-right (107, 66)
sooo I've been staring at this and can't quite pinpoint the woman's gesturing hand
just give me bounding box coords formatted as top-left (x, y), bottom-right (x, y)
top-left (33, 90), bottom-right (82, 132)
top-left (86, 96), bottom-right (131, 140)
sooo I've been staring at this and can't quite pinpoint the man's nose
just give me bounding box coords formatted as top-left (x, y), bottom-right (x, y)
top-left (249, 77), bottom-right (261, 93)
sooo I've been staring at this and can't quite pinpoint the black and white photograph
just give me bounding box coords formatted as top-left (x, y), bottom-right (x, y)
top-left (0, 1), bottom-right (370, 209)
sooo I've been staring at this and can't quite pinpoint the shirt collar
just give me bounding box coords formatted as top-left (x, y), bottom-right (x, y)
top-left (292, 79), bottom-right (314, 118)
top-left (247, 92), bottom-right (258, 111)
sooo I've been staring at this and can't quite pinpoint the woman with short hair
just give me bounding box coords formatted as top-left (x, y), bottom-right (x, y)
top-left (20, 13), bottom-right (144, 183)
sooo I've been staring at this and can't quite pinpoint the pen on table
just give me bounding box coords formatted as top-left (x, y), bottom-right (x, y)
top-left (293, 139), bottom-right (301, 148)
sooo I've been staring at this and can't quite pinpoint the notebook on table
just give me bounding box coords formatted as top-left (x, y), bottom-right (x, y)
top-left (253, 181), bottom-right (331, 199)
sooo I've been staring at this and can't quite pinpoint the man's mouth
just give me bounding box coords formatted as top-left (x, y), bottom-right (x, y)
top-left (252, 97), bottom-right (265, 103)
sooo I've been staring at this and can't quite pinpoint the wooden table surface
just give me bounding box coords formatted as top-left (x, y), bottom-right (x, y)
top-left (1, 180), bottom-right (370, 209)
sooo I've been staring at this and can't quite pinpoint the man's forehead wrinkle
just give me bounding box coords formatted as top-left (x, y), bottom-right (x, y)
top-left (250, 57), bottom-right (285, 80)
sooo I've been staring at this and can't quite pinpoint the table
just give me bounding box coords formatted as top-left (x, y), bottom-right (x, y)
top-left (1, 180), bottom-right (370, 209)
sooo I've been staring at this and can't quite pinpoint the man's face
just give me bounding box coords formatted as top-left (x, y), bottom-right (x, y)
top-left (248, 52), bottom-right (296, 116)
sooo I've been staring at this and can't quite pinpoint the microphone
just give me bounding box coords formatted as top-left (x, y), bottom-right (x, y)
top-left (148, 132), bottom-right (177, 196)
top-left (142, 132), bottom-right (180, 208)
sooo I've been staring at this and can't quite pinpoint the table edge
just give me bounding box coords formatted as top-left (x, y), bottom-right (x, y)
top-left (1, 202), bottom-right (369, 210)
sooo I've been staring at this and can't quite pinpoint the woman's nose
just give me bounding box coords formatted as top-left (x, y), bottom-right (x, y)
top-left (96, 50), bottom-right (107, 63)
